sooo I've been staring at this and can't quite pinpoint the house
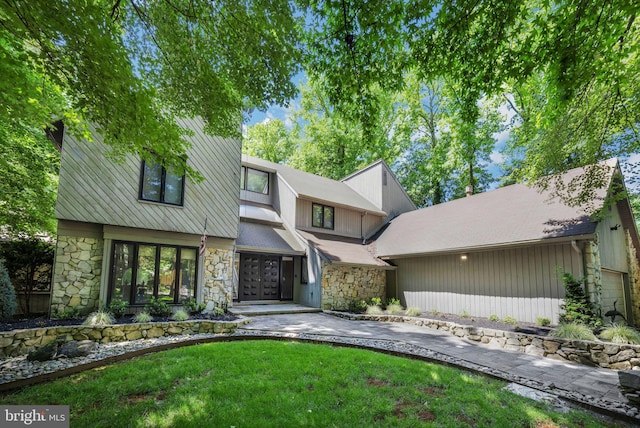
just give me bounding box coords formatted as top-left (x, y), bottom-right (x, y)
top-left (376, 159), bottom-right (640, 325)
top-left (50, 118), bottom-right (241, 315)
top-left (236, 155), bottom-right (415, 310)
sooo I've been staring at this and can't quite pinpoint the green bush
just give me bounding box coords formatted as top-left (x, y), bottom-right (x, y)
top-left (550, 322), bottom-right (596, 341)
top-left (183, 298), bottom-right (206, 315)
top-left (502, 316), bottom-right (518, 325)
top-left (55, 306), bottom-right (80, 320)
top-left (365, 305), bottom-right (383, 315)
top-left (84, 310), bottom-right (115, 326)
top-left (384, 297), bottom-right (401, 307)
top-left (146, 297), bottom-right (172, 317)
top-left (599, 324), bottom-right (640, 344)
top-left (133, 312), bottom-right (153, 323)
top-left (460, 309), bottom-right (470, 318)
top-left (559, 272), bottom-right (601, 328)
top-left (488, 314), bottom-right (500, 322)
top-left (405, 307), bottom-right (421, 317)
top-left (348, 300), bottom-right (367, 314)
top-left (106, 296), bottom-right (128, 319)
top-left (385, 304), bottom-right (404, 315)
top-left (367, 297), bottom-right (382, 307)
top-left (536, 317), bottom-right (551, 327)
top-left (171, 310), bottom-right (189, 321)
top-left (0, 259), bottom-right (17, 320)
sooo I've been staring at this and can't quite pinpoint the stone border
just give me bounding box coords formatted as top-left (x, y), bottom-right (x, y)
top-left (326, 311), bottom-right (640, 370)
top-left (0, 318), bottom-right (251, 358)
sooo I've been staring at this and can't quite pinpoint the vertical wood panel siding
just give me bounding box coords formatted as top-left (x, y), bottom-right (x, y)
top-left (56, 118), bottom-right (240, 238)
top-left (343, 165), bottom-right (383, 208)
top-left (393, 243), bottom-right (583, 324)
top-left (598, 204), bottom-right (629, 272)
top-left (296, 199), bottom-right (384, 238)
top-left (275, 176), bottom-right (297, 228)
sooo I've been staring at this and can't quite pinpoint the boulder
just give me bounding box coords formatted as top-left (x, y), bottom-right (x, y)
top-left (57, 340), bottom-right (98, 358)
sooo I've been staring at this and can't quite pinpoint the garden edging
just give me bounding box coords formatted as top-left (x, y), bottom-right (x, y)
top-left (326, 311), bottom-right (640, 370)
top-left (0, 318), bottom-right (251, 357)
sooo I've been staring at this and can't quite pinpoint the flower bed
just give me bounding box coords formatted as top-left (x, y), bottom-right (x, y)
top-left (327, 311), bottom-right (640, 370)
top-left (0, 318), bottom-right (250, 357)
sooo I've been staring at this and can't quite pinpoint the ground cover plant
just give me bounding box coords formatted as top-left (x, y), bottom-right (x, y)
top-left (0, 341), bottom-right (622, 427)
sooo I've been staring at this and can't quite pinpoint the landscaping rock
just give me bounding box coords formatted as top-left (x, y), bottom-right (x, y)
top-left (57, 340), bottom-right (98, 358)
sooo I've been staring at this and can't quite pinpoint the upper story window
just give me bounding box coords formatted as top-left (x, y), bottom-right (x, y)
top-left (312, 203), bottom-right (334, 229)
top-left (140, 160), bottom-right (184, 206)
top-left (241, 166), bottom-right (269, 194)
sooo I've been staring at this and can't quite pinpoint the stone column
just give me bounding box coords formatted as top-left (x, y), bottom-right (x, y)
top-left (321, 264), bottom-right (386, 310)
top-left (201, 247), bottom-right (234, 308)
top-left (584, 238), bottom-right (603, 317)
top-left (626, 231), bottom-right (640, 325)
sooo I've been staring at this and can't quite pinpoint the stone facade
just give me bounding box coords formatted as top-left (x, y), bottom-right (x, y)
top-left (0, 318), bottom-right (249, 357)
top-left (202, 248), bottom-right (234, 307)
top-left (321, 263), bottom-right (386, 310)
top-left (627, 230), bottom-right (640, 325)
top-left (584, 238), bottom-right (603, 315)
top-left (50, 235), bottom-right (104, 316)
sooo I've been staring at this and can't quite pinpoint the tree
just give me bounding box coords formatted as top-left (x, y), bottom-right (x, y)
top-left (0, 259), bottom-right (17, 321)
top-left (243, 119), bottom-right (296, 164)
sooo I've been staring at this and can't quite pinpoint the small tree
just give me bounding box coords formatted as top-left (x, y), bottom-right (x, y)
top-left (559, 272), bottom-right (601, 328)
top-left (0, 259), bottom-right (17, 320)
top-left (0, 238), bottom-right (54, 315)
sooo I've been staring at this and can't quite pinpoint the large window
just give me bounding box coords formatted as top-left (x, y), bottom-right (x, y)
top-left (109, 241), bottom-right (197, 305)
top-left (241, 166), bottom-right (269, 194)
top-left (312, 203), bottom-right (334, 229)
top-left (140, 160), bottom-right (185, 205)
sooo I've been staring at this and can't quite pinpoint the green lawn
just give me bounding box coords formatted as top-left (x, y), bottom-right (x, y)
top-left (0, 340), bottom-right (625, 427)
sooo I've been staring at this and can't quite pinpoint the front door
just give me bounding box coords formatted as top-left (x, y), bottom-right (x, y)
top-left (239, 253), bottom-right (281, 301)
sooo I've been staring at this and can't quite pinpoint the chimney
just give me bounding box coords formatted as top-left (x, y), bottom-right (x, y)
top-left (465, 185), bottom-right (473, 197)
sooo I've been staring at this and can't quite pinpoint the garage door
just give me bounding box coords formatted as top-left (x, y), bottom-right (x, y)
top-left (601, 270), bottom-right (626, 321)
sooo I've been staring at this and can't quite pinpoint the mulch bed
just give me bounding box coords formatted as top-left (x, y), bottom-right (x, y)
top-left (417, 312), bottom-right (553, 336)
top-left (0, 313), bottom-right (238, 333)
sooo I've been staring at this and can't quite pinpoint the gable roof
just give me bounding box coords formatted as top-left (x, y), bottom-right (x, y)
top-left (242, 155), bottom-right (386, 216)
top-left (297, 230), bottom-right (391, 268)
top-left (376, 160), bottom-right (621, 258)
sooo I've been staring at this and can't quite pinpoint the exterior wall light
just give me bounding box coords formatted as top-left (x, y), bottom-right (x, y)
top-left (460, 254), bottom-right (468, 261)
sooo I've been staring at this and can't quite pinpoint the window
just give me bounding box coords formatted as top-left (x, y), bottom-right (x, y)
top-left (300, 256), bottom-right (308, 284)
top-left (312, 203), bottom-right (334, 229)
top-left (109, 241), bottom-right (197, 305)
top-left (140, 160), bottom-right (184, 205)
top-left (241, 166), bottom-right (269, 194)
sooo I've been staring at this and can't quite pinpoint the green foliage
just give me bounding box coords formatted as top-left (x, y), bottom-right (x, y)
top-left (106, 297), bottom-right (129, 319)
top-left (536, 317), bottom-right (552, 327)
top-left (460, 310), bottom-right (470, 318)
top-left (558, 273), bottom-right (601, 328)
top-left (599, 324), bottom-right (640, 345)
top-left (502, 317), bottom-right (518, 325)
top-left (243, 119), bottom-right (296, 164)
top-left (367, 297), bottom-right (382, 307)
top-left (83, 310), bottom-right (115, 326)
top-left (171, 310), bottom-right (189, 322)
top-left (54, 306), bottom-right (80, 320)
top-left (183, 299), bottom-right (206, 316)
top-left (213, 307), bottom-right (225, 317)
top-left (145, 297), bottom-right (172, 318)
top-left (384, 297), bottom-right (401, 306)
top-left (347, 299), bottom-right (367, 314)
top-left (405, 307), bottom-right (421, 317)
top-left (385, 304), bottom-right (404, 315)
top-left (0, 259), bottom-right (17, 320)
top-left (365, 305), bottom-right (383, 315)
top-left (488, 314), bottom-right (500, 322)
top-left (133, 312), bottom-right (153, 323)
top-left (550, 323), bottom-right (597, 341)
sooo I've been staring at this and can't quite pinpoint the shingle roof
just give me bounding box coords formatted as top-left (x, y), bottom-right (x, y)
top-left (237, 221), bottom-right (305, 255)
top-left (376, 161), bottom-right (617, 258)
top-left (242, 155), bottom-right (386, 216)
top-left (297, 230), bottom-right (391, 267)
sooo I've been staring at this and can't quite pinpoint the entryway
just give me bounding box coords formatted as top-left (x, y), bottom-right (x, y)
top-left (238, 253), bottom-right (294, 302)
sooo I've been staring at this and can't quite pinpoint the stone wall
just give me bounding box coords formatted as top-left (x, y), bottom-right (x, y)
top-left (329, 311), bottom-right (640, 370)
top-left (202, 248), bottom-right (234, 307)
top-left (50, 235), bottom-right (104, 316)
top-left (627, 230), bottom-right (640, 326)
top-left (584, 238), bottom-right (603, 315)
top-left (0, 318), bottom-right (249, 357)
top-left (321, 264), bottom-right (386, 310)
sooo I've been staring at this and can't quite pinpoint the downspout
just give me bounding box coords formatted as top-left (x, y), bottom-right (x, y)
top-left (361, 212), bottom-right (366, 244)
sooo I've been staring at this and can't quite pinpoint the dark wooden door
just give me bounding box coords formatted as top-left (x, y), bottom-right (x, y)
top-left (239, 254), bottom-right (281, 301)
top-left (281, 257), bottom-right (294, 300)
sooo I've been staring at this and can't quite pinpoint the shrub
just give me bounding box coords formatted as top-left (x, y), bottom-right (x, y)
top-left (106, 296), bottom-right (128, 319)
top-left (550, 323), bottom-right (596, 341)
top-left (559, 272), bottom-right (601, 328)
top-left (133, 312), bottom-right (153, 323)
top-left (55, 306), bottom-right (80, 320)
top-left (385, 304), bottom-right (404, 315)
top-left (171, 310), bottom-right (189, 321)
top-left (367, 297), bottom-right (382, 307)
top-left (460, 310), bottom-right (470, 318)
top-left (84, 310), bottom-right (115, 326)
top-left (365, 305), bottom-right (383, 315)
top-left (384, 297), bottom-right (400, 306)
top-left (599, 324), bottom-right (640, 344)
top-left (536, 317), bottom-right (551, 327)
top-left (429, 309), bottom-right (439, 315)
top-left (348, 299), bottom-right (367, 314)
top-left (213, 306), bottom-right (225, 316)
top-left (146, 297), bottom-right (172, 317)
top-left (502, 316), bottom-right (518, 325)
top-left (405, 307), bottom-right (421, 317)
top-left (183, 298), bottom-right (206, 315)
top-left (0, 259), bottom-right (17, 320)
top-left (488, 314), bottom-right (500, 322)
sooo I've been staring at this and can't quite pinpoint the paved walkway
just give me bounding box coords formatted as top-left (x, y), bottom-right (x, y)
top-left (238, 312), bottom-right (636, 421)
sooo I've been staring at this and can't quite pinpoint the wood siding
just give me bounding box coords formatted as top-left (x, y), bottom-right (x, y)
top-left (392, 243), bottom-right (583, 324)
top-left (55, 118), bottom-right (240, 238)
top-left (597, 203), bottom-right (629, 272)
top-left (273, 175), bottom-right (297, 228)
top-left (296, 199), bottom-right (384, 238)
